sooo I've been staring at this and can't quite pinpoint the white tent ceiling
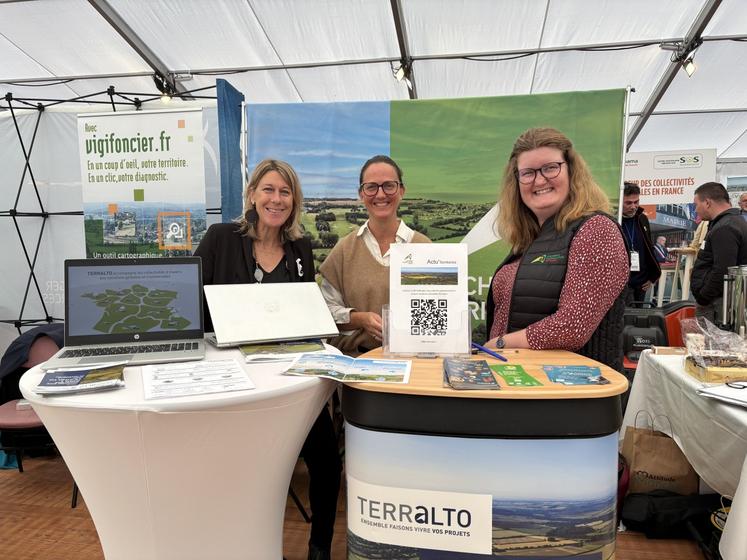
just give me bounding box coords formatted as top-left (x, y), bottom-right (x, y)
top-left (1, 0), bottom-right (746, 158)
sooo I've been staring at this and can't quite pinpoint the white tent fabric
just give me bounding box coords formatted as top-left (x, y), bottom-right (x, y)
top-left (0, 0), bottom-right (745, 157)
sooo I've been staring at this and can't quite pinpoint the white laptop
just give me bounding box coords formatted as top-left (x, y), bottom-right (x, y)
top-left (43, 257), bottom-right (206, 370)
top-left (204, 283), bottom-right (339, 347)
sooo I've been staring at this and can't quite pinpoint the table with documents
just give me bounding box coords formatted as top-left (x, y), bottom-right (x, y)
top-left (623, 350), bottom-right (747, 560)
top-left (20, 345), bottom-right (335, 560)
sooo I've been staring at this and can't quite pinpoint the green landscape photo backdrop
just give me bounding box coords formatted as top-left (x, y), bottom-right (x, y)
top-left (246, 89), bottom-right (626, 342)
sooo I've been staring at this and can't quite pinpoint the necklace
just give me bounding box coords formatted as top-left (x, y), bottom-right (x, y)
top-left (252, 243), bottom-right (267, 284)
top-left (254, 264), bottom-right (264, 283)
top-left (252, 240), bottom-right (282, 283)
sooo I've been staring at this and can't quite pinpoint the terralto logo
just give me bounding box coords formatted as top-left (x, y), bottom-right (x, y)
top-left (357, 496), bottom-right (472, 527)
top-left (347, 476), bottom-right (493, 555)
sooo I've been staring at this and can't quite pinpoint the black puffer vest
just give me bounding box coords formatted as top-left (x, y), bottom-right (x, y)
top-left (486, 213), bottom-right (626, 371)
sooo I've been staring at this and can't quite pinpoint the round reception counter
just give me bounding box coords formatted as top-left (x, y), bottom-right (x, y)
top-left (342, 348), bottom-right (628, 560)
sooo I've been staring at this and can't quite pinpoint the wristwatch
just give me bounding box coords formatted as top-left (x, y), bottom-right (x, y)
top-left (495, 337), bottom-right (506, 349)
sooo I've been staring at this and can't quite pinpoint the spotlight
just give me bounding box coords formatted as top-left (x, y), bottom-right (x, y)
top-left (152, 72), bottom-right (176, 101)
top-left (682, 57), bottom-right (696, 77)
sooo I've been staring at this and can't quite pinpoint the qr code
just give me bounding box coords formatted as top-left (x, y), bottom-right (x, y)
top-left (410, 299), bottom-right (448, 335)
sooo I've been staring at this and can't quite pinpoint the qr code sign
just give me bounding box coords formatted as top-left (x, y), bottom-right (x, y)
top-left (410, 299), bottom-right (448, 335)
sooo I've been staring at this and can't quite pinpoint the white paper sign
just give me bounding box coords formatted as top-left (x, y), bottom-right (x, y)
top-left (347, 476), bottom-right (493, 555)
top-left (142, 359), bottom-right (254, 400)
top-left (624, 149), bottom-right (717, 204)
top-left (388, 243), bottom-right (469, 354)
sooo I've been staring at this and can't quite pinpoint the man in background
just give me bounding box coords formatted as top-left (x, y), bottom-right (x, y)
top-left (653, 235), bottom-right (668, 264)
top-left (739, 192), bottom-right (747, 221)
top-left (621, 182), bottom-right (660, 303)
top-left (691, 182), bottom-right (747, 323)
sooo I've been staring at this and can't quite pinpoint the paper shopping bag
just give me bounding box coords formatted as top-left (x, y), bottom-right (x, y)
top-left (621, 411), bottom-right (698, 495)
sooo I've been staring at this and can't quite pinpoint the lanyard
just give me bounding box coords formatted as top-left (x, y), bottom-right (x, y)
top-left (623, 220), bottom-right (636, 247)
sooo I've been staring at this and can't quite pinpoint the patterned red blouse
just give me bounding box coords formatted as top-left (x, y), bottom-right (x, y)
top-left (489, 214), bottom-right (629, 350)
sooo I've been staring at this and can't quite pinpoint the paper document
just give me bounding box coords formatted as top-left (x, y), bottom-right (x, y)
top-left (239, 339), bottom-right (326, 363)
top-left (35, 363), bottom-right (126, 395)
top-left (388, 243), bottom-right (469, 354)
top-left (696, 383), bottom-right (747, 409)
top-left (284, 353), bottom-right (411, 384)
top-left (142, 359), bottom-right (255, 399)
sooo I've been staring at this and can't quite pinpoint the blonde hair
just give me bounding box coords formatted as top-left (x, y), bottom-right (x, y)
top-left (236, 159), bottom-right (304, 241)
top-left (496, 127), bottom-right (610, 254)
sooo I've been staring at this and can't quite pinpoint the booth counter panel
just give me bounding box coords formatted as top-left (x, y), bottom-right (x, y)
top-left (342, 349), bottom-right (626, 559)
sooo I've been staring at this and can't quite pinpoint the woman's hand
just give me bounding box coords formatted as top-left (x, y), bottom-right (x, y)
top-left (485, 330), bottom-right (530, 349)
top-left (350, 311), bottom-right (383, 341)
top-left (485, 336), bottom-right (501, 349)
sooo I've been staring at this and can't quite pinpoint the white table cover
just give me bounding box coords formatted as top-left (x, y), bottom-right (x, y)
top-left (623, 350), bottom-right (747, 560)
top-left (20, 346), bottom-right (335, 560)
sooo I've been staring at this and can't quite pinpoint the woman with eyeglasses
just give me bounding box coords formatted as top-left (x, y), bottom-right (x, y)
top-left (485, 128), bottom-right (629, 371)
top-left (320, 155), bottom-right (431, 356)
top-left (194, 159), bottom-right (340, 560)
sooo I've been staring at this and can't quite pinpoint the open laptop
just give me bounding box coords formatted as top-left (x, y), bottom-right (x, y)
top-left (204, 283), bottom-right (339, 347)
top-left (43, 257), bottom-right (206, 370)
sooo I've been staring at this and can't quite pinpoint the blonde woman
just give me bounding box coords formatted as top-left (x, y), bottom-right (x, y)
top-left (194, 159), bottom-right (339, 560)
top-left (486, 128), bottom-right (629, 371)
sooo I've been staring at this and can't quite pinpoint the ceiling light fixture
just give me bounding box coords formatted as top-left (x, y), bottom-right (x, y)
top-left (393, 60), bottom-right (414, 92)
top-left (683, 57), bottom-right (697, 77)
top-left (660, 38), bottom-right (702, 78)
top-left (152, 72), bottom-right (176, 103)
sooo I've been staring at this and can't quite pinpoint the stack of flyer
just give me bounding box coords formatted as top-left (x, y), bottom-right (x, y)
top-left (542, 365), bottom-right (609, 385)
top-left (284, 353), bottom-right (411, 384)
top-left (443, 358), bottom-right (500, 390)
top-left (239, 339), bottom-right (327, 363)
top-left (35, 363), bottom-right (126, 395)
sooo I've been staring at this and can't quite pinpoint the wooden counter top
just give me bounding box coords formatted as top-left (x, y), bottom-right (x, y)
top-left (355, 347), bottom-right (628, 400)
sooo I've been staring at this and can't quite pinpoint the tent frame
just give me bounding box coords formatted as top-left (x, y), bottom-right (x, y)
top-left (0, 85), bottom-right (216, 334)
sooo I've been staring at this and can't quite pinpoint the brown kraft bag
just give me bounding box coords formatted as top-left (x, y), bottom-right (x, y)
top-left (621, 411), bottom-right (698, 495)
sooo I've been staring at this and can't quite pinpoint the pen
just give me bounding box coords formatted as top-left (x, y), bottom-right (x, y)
top-left (471, 342), bottom-right (508, 362)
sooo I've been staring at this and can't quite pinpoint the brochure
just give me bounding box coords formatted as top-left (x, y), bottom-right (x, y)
top-left (239, 339), bottom-right (326, 363)
top-left (388, 243), bottom-right (469, 355)
top-left (490, 364), bottom-right (543, 387)
top-left (697, 382), bottom-right (747, 409)
top-left (543, 365), bottom-right (609, 385)
top-left (142, 359), bottom-right (255, 399)
top-left (443, 358), bottom-right (500, 390)
top-left (284, 353), bottom-right (411, 384)
top-left (35, 363), bottom-right (125, 395)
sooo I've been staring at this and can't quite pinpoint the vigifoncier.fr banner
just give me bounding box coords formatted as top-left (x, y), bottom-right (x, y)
top-left (77, 108), bottom-right (206, 258)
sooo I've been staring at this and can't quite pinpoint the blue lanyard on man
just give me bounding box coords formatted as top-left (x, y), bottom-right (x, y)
top-left (623, 220), bottom-right (640, 272)
top-left (623, 220), bottom-right (637, 248)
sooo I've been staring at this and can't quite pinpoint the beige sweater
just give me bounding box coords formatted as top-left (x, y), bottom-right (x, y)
top-left (320, 230), bottom-right (430, 355)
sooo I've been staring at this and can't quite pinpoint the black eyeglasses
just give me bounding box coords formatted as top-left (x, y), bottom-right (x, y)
top-left (359, 181), bottom-right (402, 196)
top-left (516, 161), bottom-right (566, 184)
top-left (726, 381), bottom-right (747, 389)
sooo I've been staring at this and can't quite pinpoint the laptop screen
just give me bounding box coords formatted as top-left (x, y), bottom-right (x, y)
top-left (64, 257), bottom-right (204, 346)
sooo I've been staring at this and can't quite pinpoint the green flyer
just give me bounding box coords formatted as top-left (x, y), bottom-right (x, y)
top-left (490, 364), bottom-right (543, 387)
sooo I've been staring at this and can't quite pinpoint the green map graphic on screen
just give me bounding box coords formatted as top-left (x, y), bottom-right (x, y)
top-left (82, 285), bottom-right (191, 333)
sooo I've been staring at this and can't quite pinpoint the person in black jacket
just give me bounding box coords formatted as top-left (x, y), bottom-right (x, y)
top-left (194, 159), bottom-right (340, 560)
top-left (691, 181), bottom-right (747, 323)
top-left (620, 182), bottom-right (661, 303)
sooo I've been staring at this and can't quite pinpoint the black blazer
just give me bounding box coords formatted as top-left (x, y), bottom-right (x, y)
top-left (193, 222), bottom-right (315, 331)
